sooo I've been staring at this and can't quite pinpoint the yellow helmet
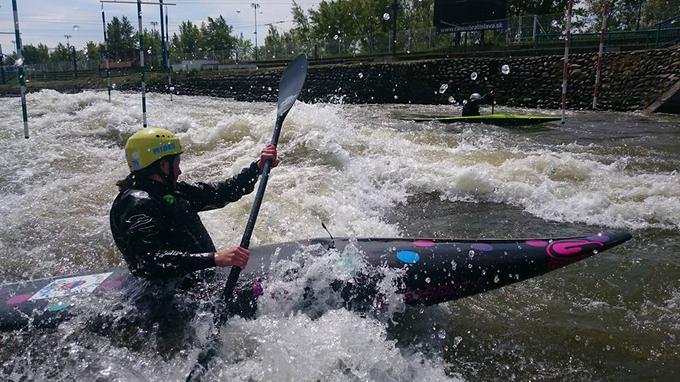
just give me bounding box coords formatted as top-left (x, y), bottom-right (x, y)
top-left (125, 128), bottom-right (183, 172)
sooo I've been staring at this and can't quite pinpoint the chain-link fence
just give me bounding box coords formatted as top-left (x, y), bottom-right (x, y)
top-left (4, 12), bottom-right (679, 80)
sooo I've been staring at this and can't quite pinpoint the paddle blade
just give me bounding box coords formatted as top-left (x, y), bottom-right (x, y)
top-left (277, 54), bottom-right (308, 117)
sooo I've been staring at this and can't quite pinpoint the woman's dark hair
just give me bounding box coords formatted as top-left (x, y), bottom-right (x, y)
top-left (115, 158), bottom-right (165, 191)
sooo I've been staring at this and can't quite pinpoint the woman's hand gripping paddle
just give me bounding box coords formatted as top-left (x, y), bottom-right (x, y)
top-left (186, 54), bottom-right (308, 381)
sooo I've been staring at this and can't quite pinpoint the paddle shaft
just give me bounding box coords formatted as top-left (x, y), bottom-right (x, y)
top-left (220, 113), bottom-right (286, 311)
top-left (186, 54), bottom-right (307, 382)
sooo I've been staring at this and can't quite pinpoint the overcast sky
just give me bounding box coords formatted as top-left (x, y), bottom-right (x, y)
top-left (0, 0), bottom-right (322, 53)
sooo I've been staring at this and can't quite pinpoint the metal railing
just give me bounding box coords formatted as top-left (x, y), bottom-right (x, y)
top-left (3, 13), bottom-right (679, 81)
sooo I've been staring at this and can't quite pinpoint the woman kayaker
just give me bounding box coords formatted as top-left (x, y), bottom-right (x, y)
top-left (110, 127), bottom-right (278, 280)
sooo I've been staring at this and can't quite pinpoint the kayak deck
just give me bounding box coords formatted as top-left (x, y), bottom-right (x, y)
top-left (0, 231), bottom-right (632, 331)
top-left (399, 113), bottom-right (562, 126)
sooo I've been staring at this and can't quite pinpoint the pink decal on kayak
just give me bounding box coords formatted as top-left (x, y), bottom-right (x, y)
top-left (526, 240), bottom-right (548, 247)
top-left (252, 282), bottom-right (264, 297)
top-left (547, 240), bottom-right (605, 260)
top-left (6, 293), bottom-right (31, 306)
top-left (61, 280), bottom-right (87, 290)
top-left (100, 279), bottom-right (124, 289)
top-left (413, 240), bottom-right (435, 247)
top-left (471, 243), bottom-right (494, 252)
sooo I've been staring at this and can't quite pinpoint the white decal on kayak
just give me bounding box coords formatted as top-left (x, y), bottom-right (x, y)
top-left (28, 272), bottom-right (113, 301)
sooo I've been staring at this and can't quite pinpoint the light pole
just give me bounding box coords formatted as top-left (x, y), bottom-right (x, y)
top-left (11, 0), bottom-right (29, 139)
top-left (251, 2), bottom-right (260, 61)
top-left (390, 0), bottom-right (398, 56)
top-left (150, 21), bottom-right (159, 68)
top-left (0, 42), bottom-right (5, 84)
top-left (65, 33), bottom-right (77, 78)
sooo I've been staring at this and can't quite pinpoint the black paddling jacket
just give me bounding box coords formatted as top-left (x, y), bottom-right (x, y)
top-left (462, 94), bottom-right (492, 117)
top-left (110, 162), bottom-right (260, 280)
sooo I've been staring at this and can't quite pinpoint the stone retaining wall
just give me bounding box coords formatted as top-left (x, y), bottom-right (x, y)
top-left (8, 47), bottom-right (680, 112)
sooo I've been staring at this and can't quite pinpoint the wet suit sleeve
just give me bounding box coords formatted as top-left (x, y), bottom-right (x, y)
top-left (469, 95), bottom-right (491, 108)
top-left (114, 195), bottom-right (216, 279)
top-left (177, 161), bottom-right (261, 212)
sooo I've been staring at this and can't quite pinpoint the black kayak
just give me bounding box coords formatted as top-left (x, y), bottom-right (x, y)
top-left (0, 231), bottom-right (631, 331)
top-left (399, 113), bottom-right (562, 126)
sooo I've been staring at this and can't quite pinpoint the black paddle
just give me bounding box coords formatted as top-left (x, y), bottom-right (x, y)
top-left (186, 53), bottom-right (308, 381)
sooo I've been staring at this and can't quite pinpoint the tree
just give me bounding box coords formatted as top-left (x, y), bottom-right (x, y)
top-left (263, 25), bottom-right (299, 59)
top-left (22, 43), bottom-right (50, 64)
top-left (304, 0), bottom-right (395, 55)
top-left (507, 0), bottom-right (567, 16)
top-left (85, 41), bottom-right (103, 61)
top-left (203, 16), bottom-right (237, 59)
top-left (287, 0), bottom-right (443, 56)
top-left (170, 21), bottom-right (205, 60)
top-left (49, 43), bottom-right (71, 63)
top-left (233, 32), bottom-right (253, 61)
top-left (645, 0), bottom-right (680, 26)
top-left (107, 16), bottom-right (136, 60)
top-left (142, 29), bottom-right (162, 68)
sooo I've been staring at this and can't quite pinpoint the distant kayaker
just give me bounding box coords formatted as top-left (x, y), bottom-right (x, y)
top-left (462, 91), bottom-right (494, 117)
top-left (110, 127), bottom-right (278, 280)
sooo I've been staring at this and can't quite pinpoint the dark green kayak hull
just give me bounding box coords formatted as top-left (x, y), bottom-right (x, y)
top-left (400, 113), bottom-right (562, 126)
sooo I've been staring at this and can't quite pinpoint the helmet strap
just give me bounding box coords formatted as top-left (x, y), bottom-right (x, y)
top-left (161, 155), bottom-right (178, 188)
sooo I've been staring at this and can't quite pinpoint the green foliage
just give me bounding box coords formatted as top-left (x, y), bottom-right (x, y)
top-left (269, 0), bottom-right (426, 57)
top-left (645, 0), bottom-right (680, 26)
top-left (507, 0), bottom-right (567, 16)
top-left (170, 21), bottom-right (204, 60)
top-left (608, 0), bottom-right (647, 30)
top-left (22, 44), bottom-right (50, 64)
top-left (85, 41), bottom-right (103, 61)
top-left (583, 0), bottom-right (679, 31)
top-left (233, 33), bottom-right (253, 61)
top-left (106, 16), bottom-right (136, 60)
top-left (142, 29), bottom-right (162, 67)
top-left (204, 16), bottom-right (237, 55)
top-left (50, 43), bottom-right (71, 63)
